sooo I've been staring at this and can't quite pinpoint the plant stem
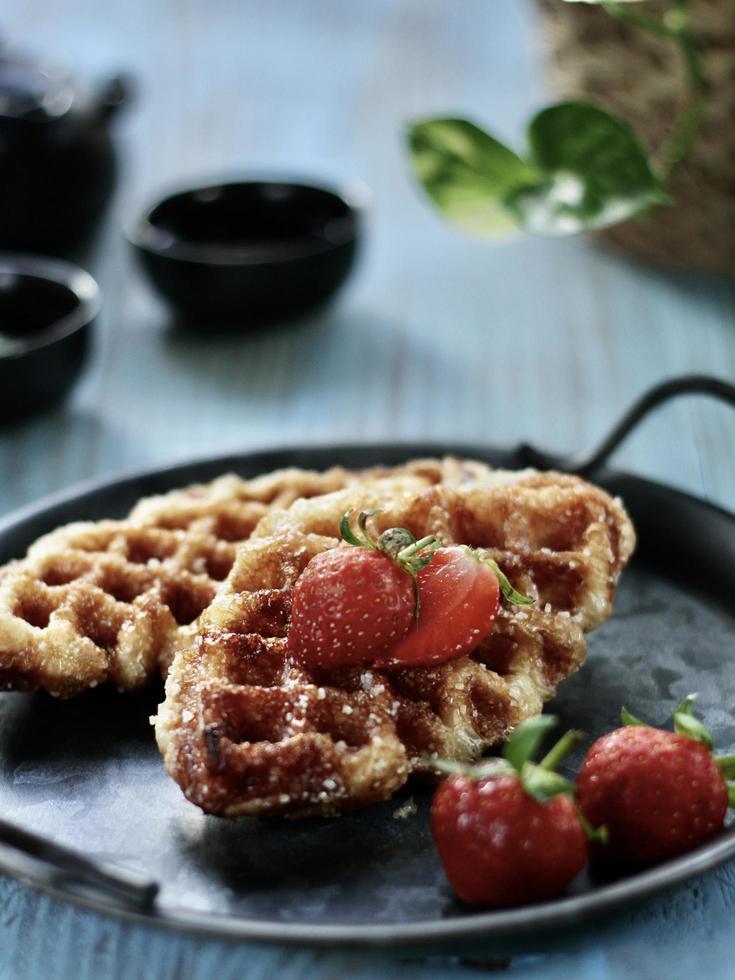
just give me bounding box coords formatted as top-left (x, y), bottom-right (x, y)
top-left (657, 0), bottom-right (708, 181)
top-left (601, 0), bottom-right (710, 182)
top-left (601, 2), bottom-right (671, 38)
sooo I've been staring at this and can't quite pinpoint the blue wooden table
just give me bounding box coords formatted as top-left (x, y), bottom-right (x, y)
top-left (2, 1), bottom-right (735, 976)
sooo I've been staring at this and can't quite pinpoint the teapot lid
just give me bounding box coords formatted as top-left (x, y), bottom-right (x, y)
top-left (0, 55), bottom-right (74, 122)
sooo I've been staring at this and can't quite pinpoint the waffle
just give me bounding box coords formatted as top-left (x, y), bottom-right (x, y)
top-left (0, 458), bottom-right (497, 697)
top-left (155, 471), bottom-right (636, 818)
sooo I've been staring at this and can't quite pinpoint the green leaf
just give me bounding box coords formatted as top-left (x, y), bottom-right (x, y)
top-left (507, 102), bottom-right (669, 236)
top-left (674, 693), bottom-right (698, 717)
top-left (621, 706), bottom-right (648, 727)
top-left (423, 756), bottom-right (469, 777)
top-left (672, 693), bottom-right (714, 749)
top-left (357, 510), bottom-right (382, 549)
top-left (674, 713), bottom-right (714, 749)
top-left (562, 0), bottom-right (645, 4)
top-left (715, 756), bottom-right (735, 780)
top-left (407, 118), bottom-right (539, 239)
top-left (482, 557), bottom-right (534, 606)
top-left (423, 756), bottom-right (511, 780)
top-left (339, 512), bottom-right (366, 548)
top-left (520, 762), bottom-right (572, 803)
top-left (576, 808), bottom-right (609, 846)
top-left (728, 782), bottom-right (735, 809)
top-left (503, 715), bottom-right (557, 773)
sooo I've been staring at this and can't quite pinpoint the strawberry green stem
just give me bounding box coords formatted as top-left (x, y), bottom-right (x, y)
top-left (412, 576), bottom-right (421, 623)
top-left (395, 534), bottom-right (441, 622)
top-left (339, 510), bottom-right (443, 624)
top-left (397, 535), bottom-right (438, 561)
top-left (538, 729), bottom-right (585, 772)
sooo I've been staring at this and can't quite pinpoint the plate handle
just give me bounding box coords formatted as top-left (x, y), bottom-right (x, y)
top-left (0, 816), bottom-right (159, 911)
top-left (520, 375), bottom-right (735, 476)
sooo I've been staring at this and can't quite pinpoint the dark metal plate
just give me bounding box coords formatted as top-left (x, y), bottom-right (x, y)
top-left (1, 442), bottom-right (734, 948)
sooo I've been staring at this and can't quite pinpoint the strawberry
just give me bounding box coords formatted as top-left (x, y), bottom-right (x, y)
top-left (288, 509), bottom-right (532, 670)
top-left (287, 510), bottom-right (439, 669)
top-left (375, 545), bottom-right (530, 669)
top-left (431, 717), bottom-right (590, 907)
top-left (288, 546), bottom-right (415, 669)
top-left (576, 695), bottom-right (735, 866)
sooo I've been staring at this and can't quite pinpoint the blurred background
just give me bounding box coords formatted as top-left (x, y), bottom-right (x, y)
top-left (1, 3), bottom-right (735, 976)
top-left (1, 0), bottom-right (734, 511)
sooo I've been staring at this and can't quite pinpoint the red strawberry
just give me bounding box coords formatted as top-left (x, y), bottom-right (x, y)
top-left (576, 696), bottom-right (734, 866)
top-left (288, 546), bottom-right (415, 668)
top-left (376, 546), bottom-right (500, 668)
top-left (431, 718), bottom-right (589, 907)
top-left (288, 510), bottom-right (532, 671)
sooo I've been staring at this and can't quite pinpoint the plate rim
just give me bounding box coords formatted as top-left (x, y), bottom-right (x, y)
top-left (1, 439), bottom-right (734, 948)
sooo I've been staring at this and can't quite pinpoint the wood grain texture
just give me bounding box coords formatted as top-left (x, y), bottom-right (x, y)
top-left (1, 0), bottom-right (734, 976)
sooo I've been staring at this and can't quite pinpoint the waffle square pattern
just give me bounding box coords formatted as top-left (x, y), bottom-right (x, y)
top-left (0, 459), bottom-right (499, 697)
top-left (156, 470), bottom-right (635, 817)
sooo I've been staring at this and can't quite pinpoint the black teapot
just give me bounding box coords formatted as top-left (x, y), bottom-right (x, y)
top-left (0, 46), bottom-right (129, 259)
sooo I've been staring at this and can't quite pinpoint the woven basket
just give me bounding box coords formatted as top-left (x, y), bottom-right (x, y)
top-left (535, 0), bottom-right (735, 277)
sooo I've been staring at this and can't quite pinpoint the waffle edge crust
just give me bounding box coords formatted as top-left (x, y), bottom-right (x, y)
top-left (155, 468), bottom-right (636, 818)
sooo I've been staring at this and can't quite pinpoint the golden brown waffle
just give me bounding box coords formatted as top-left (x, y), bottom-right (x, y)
top-left (0, 458), bottom-right (497, 697)
top-left (156, 472), bottom-right (636, 817)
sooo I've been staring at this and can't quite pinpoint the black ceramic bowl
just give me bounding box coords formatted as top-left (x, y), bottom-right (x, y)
top-left (0, 254), bottom-right (100, 422)
top-left (128, 179), bottom-right (363, 326)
